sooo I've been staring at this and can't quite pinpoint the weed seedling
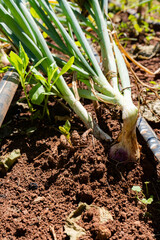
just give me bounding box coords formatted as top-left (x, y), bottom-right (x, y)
top-left (59, 120), bottom-right (72, 146)
top-left (8, 43), bottom-right (46, 119)
top-left (8, 42), bottom-right (74, 120)
top-left (132, 184), bottom-right (153, 206)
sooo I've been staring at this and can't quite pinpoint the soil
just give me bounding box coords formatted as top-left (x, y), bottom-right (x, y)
top-left (0, 31), bottom-right (160, 240)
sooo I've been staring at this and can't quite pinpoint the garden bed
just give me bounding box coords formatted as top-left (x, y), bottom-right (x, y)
top-left (0, 50), bottom-right (160, 239)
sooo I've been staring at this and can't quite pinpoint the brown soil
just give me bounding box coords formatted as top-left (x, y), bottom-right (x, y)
top-left (0, 39), bottom-right (160, 239)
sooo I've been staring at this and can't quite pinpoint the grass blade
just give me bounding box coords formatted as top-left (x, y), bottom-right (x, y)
top-left (0, 5), bottom-right (43, 60)
top-left (38, 0), bottom-right (97, 76)
top-left (113, 42), bottom-right (131, 100)
top-left (90, 0), bottom-right (118, 91)
top-left (58, 0), bottom-right (104, 77)
top-left (29, 0), bottom-right (70, 55)
top-left (5, 0), bottom-right (37, 43)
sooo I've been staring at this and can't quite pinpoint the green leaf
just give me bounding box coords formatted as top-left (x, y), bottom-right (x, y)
top-left (0, 66), bottom-right (9, 73)
top-left (19, 42), bottom-right (29, 71)
top-left (33, 73), bottom-right (47, 85)
top-left (138, 0), bottom-right (152, 6)
top-left (64, 120), bottom-right (71, 132)
top-left (53, 56), bottom-right (74, 85)
top-left (41, 92), bottom-right (56, 96)
top-left (32, 110), bottom-right (42, 120)
top-left (47, 63), bottom-right (58, 85)
top-left (29, 83), bottom-right (45, 105)
top-left (31, 57), bottom-right (47, 71)
top-left (144, 181), bottom-right (150, 185)
top-left (134, 23), bottom-right (143, 33)
top-left (31, 68), bottom-right (48, 87)
top-left (27, 57), bottom-right (47, 78)
top-left (59, 121), bottom-right (71, 141)
top-left (141, 196), bottom-right (153, 205)
top-left (149, 81), bottom-right (157, 85)
top-left (59, 126), bottom-right (69, 136)
top-left (132, 186), bottom-right (142, 193)
top-left (8, 51), bottom-right (23, 77)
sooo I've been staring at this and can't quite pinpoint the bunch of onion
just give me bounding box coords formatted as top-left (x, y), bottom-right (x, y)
top-left (0, 0), bottom-right (140, 161)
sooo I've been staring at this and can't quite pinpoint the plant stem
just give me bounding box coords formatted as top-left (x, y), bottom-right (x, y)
top-left (110, 101), bottom-right (140, 161)
top-left (42, 94), bottom-right (50, 120)
top-left (20, 77), bottom-right (33, 115)
top-left (91, 0), bottom-right (118, 90)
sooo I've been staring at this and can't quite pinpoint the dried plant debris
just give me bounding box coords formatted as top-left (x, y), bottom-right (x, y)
top-left (64, 202), bottom-right (113, 240)
top-left (0, 149), bottom-right (21, 174)
top-left (64, 203), bottom-right (86, 240)
top-left (140, 99), bottom-right (160, 123)
top-left (132, 43), bottom-right (160, 60)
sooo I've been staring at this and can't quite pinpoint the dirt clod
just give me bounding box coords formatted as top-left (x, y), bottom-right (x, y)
top-left (0, 38), bottom-right (160, 240)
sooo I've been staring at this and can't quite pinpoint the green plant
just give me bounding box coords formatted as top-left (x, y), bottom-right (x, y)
top-left (132, 184), bottom-right (153, 206)
top-left (59, 120), bottom-right (72, 145)
top-left (8, 42), bottom-right (74, 119)
top-left (8, 43), bottom-right (35, 115)
top-left (108, 0), bottom-right (157, 42)
top-left (29, 54), bottom-right (74, 119)
top-left (0, 0), bottom-right (141, 161)
top-left (0, 65), bottom-right (9, 73)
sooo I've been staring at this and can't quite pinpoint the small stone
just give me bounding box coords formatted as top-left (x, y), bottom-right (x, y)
top-left (97, 156), bottom-right (102, 161)
top-left (30, 193), bottom-right (37, 199)
top-left (17, 186), bottom-right (26, 192)
top-left (134, 221), bottom-right (141, 228)
top-left (0, 194), bottom-right (6, 198)
top-left (43, 208), bottom-right (49, 214)
top-left (119, 211), bottom-right (127, 222)
top-left (23, 209), bottom-right (28, 215)
top-left (96, 224), bottom-right (111, 240)
top-left (119, 231), bottom-right (124, 236)
top-left (29, 182), bottom-right (38, 190)
top-left (23, 202), bottom-right (29, 208)
top-left (80, 172), bottom-right (90, 183)
top-left (33, 196), bottom-right (45, 204)
top-left (114, 207), bottom-right (119, 213)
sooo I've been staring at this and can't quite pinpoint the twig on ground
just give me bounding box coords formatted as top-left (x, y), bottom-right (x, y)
top-left (49, 225), bottom-right (57, 240)
top-left (123, 55), bottom-right (160, 99)
top-left (113, 32), bottom-right (155, 75)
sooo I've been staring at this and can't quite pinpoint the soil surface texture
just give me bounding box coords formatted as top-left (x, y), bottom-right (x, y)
top-left (0, 34), bottom-right (160, 239)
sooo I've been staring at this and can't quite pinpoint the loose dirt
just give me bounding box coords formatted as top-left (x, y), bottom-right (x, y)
top-left (0, 37), bottom-right (160, 239)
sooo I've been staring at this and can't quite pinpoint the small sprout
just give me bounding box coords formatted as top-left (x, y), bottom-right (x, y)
top-left (132, 184), bottom-right (153, 206)
top-left (144, 181), bottom-right (150, 197)
top-left (59, 120), bottom-right (72, 146)
top-left (8, 41), bottom-right (74, 120)
top-left (132, 186), bottom-right (142, 193)
top-left (141, 197), bottom-right (153, 205)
